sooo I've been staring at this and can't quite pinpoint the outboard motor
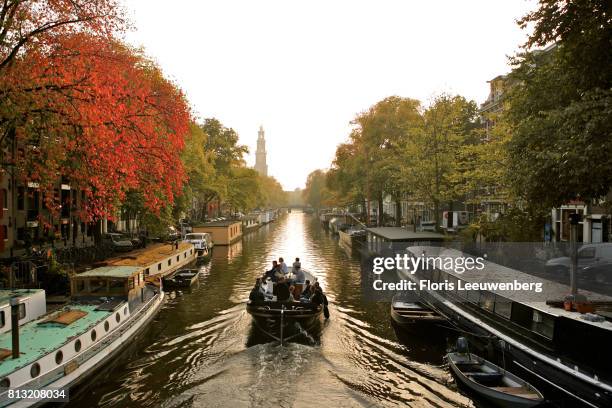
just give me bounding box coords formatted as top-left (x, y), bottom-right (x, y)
top-left (456, 337), bottom-right (469, 354)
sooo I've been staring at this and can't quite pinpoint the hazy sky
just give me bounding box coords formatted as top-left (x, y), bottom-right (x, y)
top-left (122, 0), bottom-right (536, 190)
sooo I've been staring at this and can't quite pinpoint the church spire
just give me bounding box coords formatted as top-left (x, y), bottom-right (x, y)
top-left (255, 126), bottom-right (268, 177)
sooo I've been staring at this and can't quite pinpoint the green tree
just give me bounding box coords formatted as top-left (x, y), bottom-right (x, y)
top-left (506, 0), bottom-right (612, 210)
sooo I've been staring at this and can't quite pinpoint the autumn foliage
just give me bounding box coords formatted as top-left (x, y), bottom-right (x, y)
top-left (0, 1), bottom-right (190, 222)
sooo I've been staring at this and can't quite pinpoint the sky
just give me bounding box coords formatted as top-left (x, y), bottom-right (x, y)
top-left (121, 0), bottom-right (537, 190)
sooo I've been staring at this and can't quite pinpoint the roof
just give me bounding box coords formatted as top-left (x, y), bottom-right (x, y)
top-left (0, 304), bottom-right (111, 377)
top-left (366, 228), bottom-right (445, 242)
top-left (196, 220), bottom-right (241, 227)
top-left (0, 289), bottom-right (44, 306)
top-left (76, 265), bottom-right (141, 279)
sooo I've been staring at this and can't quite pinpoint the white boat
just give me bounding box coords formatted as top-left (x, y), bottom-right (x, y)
top-left (0, 265), bottom-right (164, 407)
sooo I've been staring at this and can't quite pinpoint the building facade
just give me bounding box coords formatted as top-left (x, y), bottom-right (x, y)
top-left (254, 125), bottom-right (268, 177)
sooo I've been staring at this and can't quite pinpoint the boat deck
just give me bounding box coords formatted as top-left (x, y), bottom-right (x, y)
top-left (406, 246), bottom-right (612, 329)
top-left (0, 304), bottom-right (111, 377)
top-left (105, 242), bottom-right (192, 267)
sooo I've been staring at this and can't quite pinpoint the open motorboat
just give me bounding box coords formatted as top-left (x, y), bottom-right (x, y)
top-left (246, 269), bottom-right (326, 344)
top-left (390, 299), bottom-right (447, 327)
top-left (447, 338), bottom-right (544, 408)
top-left (162, 268), bottom-right (200, 290)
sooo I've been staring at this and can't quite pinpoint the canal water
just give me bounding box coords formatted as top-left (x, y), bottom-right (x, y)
top-left (69, 212), bottom-right (474, 407)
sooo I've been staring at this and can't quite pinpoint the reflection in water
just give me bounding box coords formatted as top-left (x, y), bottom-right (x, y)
top-left (69, 212), bottom-right (473, 407)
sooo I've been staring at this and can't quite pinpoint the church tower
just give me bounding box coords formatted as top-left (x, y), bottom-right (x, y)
top-left (254, 125), bottom-right (268, 177)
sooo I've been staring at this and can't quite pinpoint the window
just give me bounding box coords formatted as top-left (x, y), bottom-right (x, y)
top-left (74, 339), bottom-right (82, 352)
top-left (104, 321), bottom-right (110, 332)
top-left (89, 279), bottom-right (106, 293)
top-left (176, 255), bottom-right (179, 262)
top-left (144, 268), bottom-right (150, 276)
top-left (30, 363), bottom-right (40, 378)
top-left (0, 377), bottom-right (10, 388)
top-left (91, 330), bottom-right (97, 341)
top-left (494, 296), bottom-right (512, 319)
top-left (157, 263), bottom-right (161, 271)
top-left (167, 259), bottom-right (171, 266)
top-left (55, 351), bottom-right (63, 364)
top-left (115, 313), bottom-right (120, 323)
top-left (76, 280), bottom-right (86, 293)
top-left (108, 280), bottom-right (124, 295)
top-left (18, 303), bottom-right (25, 320)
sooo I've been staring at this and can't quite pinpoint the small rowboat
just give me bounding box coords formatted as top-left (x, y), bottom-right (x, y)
top-left (390, 300), bottom-right (446, 327)
top-left (447, 350), bottom-right (544, 408)
top-left (162, 268), bottom-right (200, 289)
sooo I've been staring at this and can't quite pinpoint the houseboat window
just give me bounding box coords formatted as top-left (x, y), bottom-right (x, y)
top-left (167, 259), bottom-right (171, 266)
top-left (144, 268), bottom-right (150, 276)
top-left (18, 303), bottom-right (26, 320)
top-left (104, 321), bottom-right (110, 332)
top-left (30, 363), bottom-right (40, 378)
top-left (74, 339), bottom-right (82, 352)
top-left (0, 311), bottom-right (4, 327)
top-left (531, 310), bottom-right (554, 339)
top-left (157, 263), bottom-right (161, 271)
top-left (89, 279), bottom-right (106, 293)
top-left (55, 350), bottom-right (63, 364)
top-left (108, 279), bottom-right (124, 295)
top-left (124, 307), bottom-right (128, 315)
top-left (479, 291), bottom-right (495, 312)
top-left (0, 377), bottom-right (9, 388)
top-left (494, 296), bottom-right (512, 319)
top-left (115, 313), bottom-right (120, 323)
top-left (467, 289), bottom-right (480, 304)
top-left (176, 255), bottom-right (179, 262)
top-left (91, 330), bottom-right (97, 341)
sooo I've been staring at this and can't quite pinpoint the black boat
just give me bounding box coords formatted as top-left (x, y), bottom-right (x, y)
top-left (447, 338), bottom-right (544, 408)
top-left (162, 268), bottom-right (200, 289)
top-left (246, 270), bottom-right (325, 344)
top-left (398, 245), bottom-right (612, 408)
top-left (390, 297), bottom-right (447, 327)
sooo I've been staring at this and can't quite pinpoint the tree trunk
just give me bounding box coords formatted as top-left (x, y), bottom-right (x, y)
top-left (395, 198), bottom-right (402, 227)
top-left (377, 192), bottom-right (383, 227)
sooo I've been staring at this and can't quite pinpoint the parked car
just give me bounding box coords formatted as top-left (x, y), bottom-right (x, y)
top-left (165, 226), bottom-right (180, 241)
top-left (545, 243), bottom-right (612, 282)
top-left (184, 233), bottom-right (213, 251)
top-left (103, 233), bottom-right (134, 252)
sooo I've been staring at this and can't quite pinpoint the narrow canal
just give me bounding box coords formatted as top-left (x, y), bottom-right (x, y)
top-left (69, 211), bottom-right (474, 407)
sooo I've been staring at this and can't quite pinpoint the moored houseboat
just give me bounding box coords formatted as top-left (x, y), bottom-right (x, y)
top-left (192, 220), bottom-right (242, 246)
top-left (400, 245), bottom-right (612, 408)
top-left (0, 265), bottom-right (164, 407)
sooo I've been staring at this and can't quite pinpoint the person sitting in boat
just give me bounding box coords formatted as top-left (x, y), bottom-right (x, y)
top-left (278, 257), bottom-right (289, 275)
top-left (301, 280), bottom-right (312, 298)
top-left (310, 286), bottom-right (325, 306)
top-left (275, 277), bottom-right (291, 302)
top-left (291, 266), bottom-right (306, 298)
top-left (265, 261), bottom-right (279, 281)
top-left (249, 279), bottom-right (265, 304)
top-left (292, 257), bottom-right (301, 272)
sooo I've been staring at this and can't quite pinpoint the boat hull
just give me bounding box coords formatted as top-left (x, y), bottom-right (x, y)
top-left (447, 352), bottom-right (544, 408)
top-left (3, 292), bottom-right (165, 408)
top-left (246, 302), bottom-right (323, 343)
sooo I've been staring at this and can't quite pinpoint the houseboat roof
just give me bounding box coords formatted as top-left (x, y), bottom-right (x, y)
top-left (77, 265), bottom-right (141, 279)
top-left (0, 304), bottom-right (111, 377)
top-left (197, 220), bottom-right (241, 227)
top-left (367, 228), bottom-right (445, 242)
top-left (0, 289), bottom-right (44, 305)
top-left (105, 242), bottom-right (193, 268)
top-left (407, 245), bottom-right (612, 330)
